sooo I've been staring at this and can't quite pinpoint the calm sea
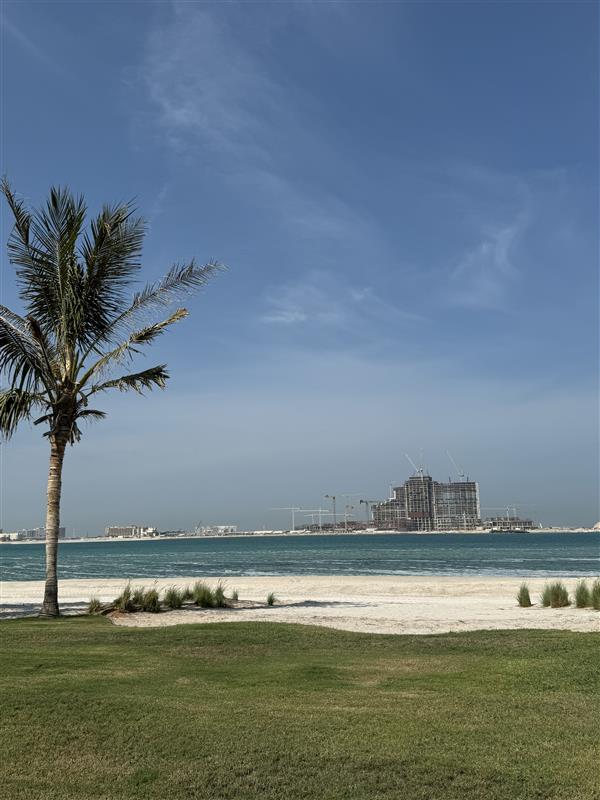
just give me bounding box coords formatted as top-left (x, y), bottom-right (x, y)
top-left (0, 533), bottom-right (598, 581)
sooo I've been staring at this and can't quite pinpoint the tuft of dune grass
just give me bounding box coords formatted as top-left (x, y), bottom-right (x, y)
top-left (517, 583), bottom-right (532, 608)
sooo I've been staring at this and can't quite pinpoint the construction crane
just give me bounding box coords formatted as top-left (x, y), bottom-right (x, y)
top-left (270, 507), bottom-right (302, 531)
top-left (446, 450), bottom-right (467, 481)
top-left (343, 504), bottom-right (355, 531)
top-left (483, 504), bottom-right (534, 517)
top-left (324, 495), bottom-right (337, 529)
top-left (404, 453), bottom-right (424, 477)
top-left (300, 508), bottom-right (331, 530)
top-left (482, 506), bottom-right (519, 520)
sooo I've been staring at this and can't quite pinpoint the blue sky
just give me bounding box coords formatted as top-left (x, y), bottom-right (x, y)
top-left (0, 1), bottom-right (598, 532)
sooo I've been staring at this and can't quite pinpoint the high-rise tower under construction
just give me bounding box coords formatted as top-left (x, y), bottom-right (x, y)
top-left (372, 473), bottom-right (480, 531)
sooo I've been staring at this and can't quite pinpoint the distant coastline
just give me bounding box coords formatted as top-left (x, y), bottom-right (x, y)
top-left (1, 527), bottom-right (598, 545)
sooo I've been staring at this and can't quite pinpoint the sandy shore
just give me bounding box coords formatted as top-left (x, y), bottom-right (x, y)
top-left (1, 576), bottom-right (598, 634)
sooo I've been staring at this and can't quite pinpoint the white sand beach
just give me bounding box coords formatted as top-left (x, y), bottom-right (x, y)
top-left (1, 575), bottom-right (598, 634)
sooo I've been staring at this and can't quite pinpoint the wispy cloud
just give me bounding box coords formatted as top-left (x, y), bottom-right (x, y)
top-left (1, 13), bottom-right (67, 76)
top-left (261, 270), bottom-right (426, 327)
top-left (142, 4), bottom-right (282, 163)
top-left (137, 4), bottom-right (591, 329)
top-left (261, 272), bottom-right (343, 325)
top-left (448, 213), bottom-right (528, 310)
top-left (434, 164), bottom-right (571, 312)
top-left (138, 2), bottom-right (393, 263)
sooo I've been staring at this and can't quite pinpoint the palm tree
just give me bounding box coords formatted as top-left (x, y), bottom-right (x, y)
top-left (0, 181), bottom-right (222, 616)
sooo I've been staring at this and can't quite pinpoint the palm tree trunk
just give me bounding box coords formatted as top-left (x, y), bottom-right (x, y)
top-left (40, 435), bottom-right (67, 617)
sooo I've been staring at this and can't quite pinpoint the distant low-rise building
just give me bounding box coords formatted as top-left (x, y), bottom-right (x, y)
top-left (1, 527), bottom-right (66, 541)
top-left (105, 525), bottom-right (158, 538)
top-left (196, 525), bottom-right (238, 535)
top-left (485, 516), bottom-right (535, 531)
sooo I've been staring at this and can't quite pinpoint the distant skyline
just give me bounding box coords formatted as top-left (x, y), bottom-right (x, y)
top-left (1, 1), bottom-right (598, 531)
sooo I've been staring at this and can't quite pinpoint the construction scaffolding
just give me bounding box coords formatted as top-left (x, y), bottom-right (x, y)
top-left (372, 474), bottom-right (480, 531)
top-left (433, 481), bottom-right (480, 531)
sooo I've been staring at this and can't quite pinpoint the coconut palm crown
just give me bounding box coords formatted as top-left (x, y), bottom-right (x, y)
top-left (0, 180), bottom-right (222, 616)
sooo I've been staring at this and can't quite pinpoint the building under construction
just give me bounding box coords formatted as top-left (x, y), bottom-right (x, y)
top-left (372, 473), bottom-right (481, 531)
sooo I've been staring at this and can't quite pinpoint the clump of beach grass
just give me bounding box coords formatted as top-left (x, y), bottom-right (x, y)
top-left (132, 586), bottom-right (146, 607)
top-left (266, 592), bottom-right (277, 606)
top-left (193, 581), bottom-right (215, 608)
top-left (164, 586), bottom-right (184, 610)
top-left (114, 583), bottom-right (136, 613)
top-left (181, 585), bottom-right (193, 602)
top-left (140, 588), bottom-right (161, 613)
top-left (591, 579), bottom-right (600, 610)
top-left (540, 581), bottom-right (570, 608)
top-left (230, 589), bottom-right (239, 603)
top-left (574, 580), bottom-right (591, 608)
top-left (214, 582), bottom-right (227, 608)
top-left (87, 597), bottom-right (102, 615)
top-left (517, 583), bottom-right (532, 608)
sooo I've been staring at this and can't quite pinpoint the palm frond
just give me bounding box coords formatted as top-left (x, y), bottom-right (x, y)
top-left (26, 315), bottom-right (60, 381)
top-left (0, 305), bottom-right (50, 393)
top-left (2, 180), bottom-right (59, 329)
top-left (129, 307), bottom-right (189, 345)
top-left (68, 408), bottom-right (107, 443)
top-left (1, 177), bottom-right (31, 245)
top-left (77, 308), bottom-right (188, 388)
top-left (79, 204), bottom-right (146, 343)
top-left (0, 388), bottom-right (44, 439)
top-left (76, 408), bottom-right (107, 422)
top-left (93, 261), bottom-right (223, 345)
top-left (89, 364), bottom-right (169, 396)
top-left (2, 181), bottom-right (87, 349)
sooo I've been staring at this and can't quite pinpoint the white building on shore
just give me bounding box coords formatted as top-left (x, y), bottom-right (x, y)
top-left (105, 525), bottom-right (158, 538)
top-left (0, 527), bottom-right (66, 542)
top-left (196, 525), bottom-right (238, 536)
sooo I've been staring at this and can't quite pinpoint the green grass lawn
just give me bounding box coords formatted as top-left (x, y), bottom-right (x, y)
top-left (1, 618), bottom-right (598, 800)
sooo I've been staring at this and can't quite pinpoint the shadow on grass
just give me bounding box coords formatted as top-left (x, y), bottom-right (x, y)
top-left (0, 602), bottom-right (88, 619)
top-left (1, 598), bottom-right (367, 622)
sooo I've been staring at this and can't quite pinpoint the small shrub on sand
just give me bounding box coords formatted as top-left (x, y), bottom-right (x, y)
top-left (267, 592), bottom-right (277, 606)
top-left (114, 583), bottom-right (136, 613)
top-left (88, 597), bottom-right (102, 614)
top-left (182, 585), bottom-right (193, 602)
top-left (132, 586), bottom-right (146, 607)
top-left (540, 582), bottom-right (570, 608)
top-left (230, 589), bottom-right (239, 603)
top-left (214, 583), bottom-right (227, 608)
top-left (517, 583), bottom-right (532, 608)
top-left (164, 587), bottom-right (184, 610)
top-left (591, 579), bottom-right (600, 611)
top-left (193, 581), bottom-right (215, 608)
top-left (540, 585), bottom-right (551, 607)
top-left (574, 581), bottom-right (591, 608)
top-left (141, 588), bottom-right (161, 613)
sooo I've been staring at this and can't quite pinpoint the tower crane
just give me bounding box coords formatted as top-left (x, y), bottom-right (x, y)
top-left (446, 450), bottom-right (467, 481)
top-left (270, 507), bottom-right (302, 531)
top-left (404, 453), bottom-right (424, 477)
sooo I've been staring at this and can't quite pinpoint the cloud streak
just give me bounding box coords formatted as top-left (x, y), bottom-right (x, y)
top-left (261, 270), bottom-right (427, 328)
top-left (1, 13), bottom-right (67, 76)
top-left (142, 4), bottom-right (283, 162)
top-left (138, 2), bottom-right (418, 322)
top-left (448, 214), bottom-right (527, 310)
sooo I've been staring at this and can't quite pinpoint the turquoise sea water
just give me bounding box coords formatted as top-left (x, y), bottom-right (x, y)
top-left (0, 533), bottom-right (598, 581)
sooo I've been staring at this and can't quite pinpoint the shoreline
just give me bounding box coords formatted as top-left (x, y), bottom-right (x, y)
top-left (2, 575), bottom-right (598, 634)
top-left (1, 528), bottom-right (598, 546)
